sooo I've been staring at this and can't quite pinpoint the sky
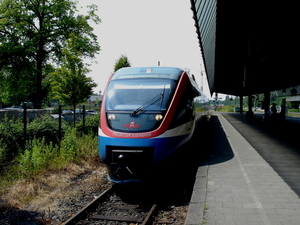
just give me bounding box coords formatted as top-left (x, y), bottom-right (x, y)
top-left (78, 0), bottom-right (214, 99)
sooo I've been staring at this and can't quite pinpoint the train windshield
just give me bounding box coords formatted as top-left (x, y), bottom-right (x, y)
top-left (105, 79), bottom-right (175, 112)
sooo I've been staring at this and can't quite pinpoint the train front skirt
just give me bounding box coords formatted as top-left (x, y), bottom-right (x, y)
top-left (98, 122), bottom-right (194, 184)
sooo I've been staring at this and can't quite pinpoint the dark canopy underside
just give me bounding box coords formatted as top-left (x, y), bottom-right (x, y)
top-left (190, 0), bottom-right (300, 96)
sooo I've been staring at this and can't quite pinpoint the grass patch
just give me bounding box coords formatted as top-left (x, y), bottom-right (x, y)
top-left (0, 129), bottom-right (99, 200)
top-left (217, 105), bottom-right (235, 112)
top-left (15, 128), bottom-right (98, 179)
top-left (287, 113), bottom-right (300, 118)
top-left (0, 112), bottom-right (102, 213)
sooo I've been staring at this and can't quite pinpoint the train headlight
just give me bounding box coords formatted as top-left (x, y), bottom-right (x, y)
top-left (155, 114), bottom-right (163, 121)
top-left (107, 114), bottom-right (116, 120)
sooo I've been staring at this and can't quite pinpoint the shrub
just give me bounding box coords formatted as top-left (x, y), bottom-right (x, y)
top-left (0, 116), bottom-right (24, 156)
top-left (27, 114), bottom-right (66, 145)
top-left (76, 113), bottom-right (99, 135)
top-left (0, 114), bottom-right (68, 162)
top-left (1, 113), bottom-right (99, 179)
top-left (0, 140), bottom-right (6, 166)
top-left (15, 128), bottom-right (98, 179)
top-left (18, 138), bottom-right (58, 178)
top-left (74, 133), bottom-right (98, 160)
top-left (60, 127), bottom-right (77, 162)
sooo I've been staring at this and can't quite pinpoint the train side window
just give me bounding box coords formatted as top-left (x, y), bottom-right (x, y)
top-left (170, 84), bottom-right (195, 128)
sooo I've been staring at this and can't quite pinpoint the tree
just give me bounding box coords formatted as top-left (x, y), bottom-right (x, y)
top-left (0, 0), bottom-right (100, 108)
top-left (114, 54), bottom-right (131, 72)
top-left (50, 34), bottom-right (97, 125)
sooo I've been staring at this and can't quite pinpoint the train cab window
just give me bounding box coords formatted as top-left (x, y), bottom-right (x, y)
top-left (105, 78), bottom-right (176, 132)
top-left (105, 79), bottom-right (175, 111)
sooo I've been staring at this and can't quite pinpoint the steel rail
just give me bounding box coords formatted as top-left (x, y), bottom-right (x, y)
top-left (62, 185), bottom-right (113, 225)
top-left (141, 203), bottom-right (157, 225)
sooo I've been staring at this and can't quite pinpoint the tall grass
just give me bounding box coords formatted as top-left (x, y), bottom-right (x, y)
top-left (217, 105), bottom-right (235, 112)
top-left (15, 128), bottom-right (98, 179)
top-left (0, 112), bottom-right (99, 181)
top-left (0, 116), bottom-right (24, 154)
top-left (0, 140), bottom-right (6, 165)
top-left (18, 138), bottom-right (58, 178)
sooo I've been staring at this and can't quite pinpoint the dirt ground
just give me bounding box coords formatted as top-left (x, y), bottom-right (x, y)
top-left (0, 159), bottom-right (110, 224)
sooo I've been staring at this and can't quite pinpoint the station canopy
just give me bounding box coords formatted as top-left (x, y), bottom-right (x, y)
top-left (190, 0), bottom-right (300, 97)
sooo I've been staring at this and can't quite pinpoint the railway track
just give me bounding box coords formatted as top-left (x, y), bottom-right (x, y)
top-left (62, 138), bottom-right (203, 225)
top-left (63, 185), bottom-right (159, 225)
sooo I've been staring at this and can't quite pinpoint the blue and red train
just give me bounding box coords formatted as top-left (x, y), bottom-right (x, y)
top-left (98, 67), bottom-right (209, 184)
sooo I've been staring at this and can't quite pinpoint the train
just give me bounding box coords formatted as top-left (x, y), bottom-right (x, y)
top-left (98, 67), bottom-right (209, 184)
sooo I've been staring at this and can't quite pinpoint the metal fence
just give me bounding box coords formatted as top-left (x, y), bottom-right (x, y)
top-left (0, 104), bottom-right (99, 150)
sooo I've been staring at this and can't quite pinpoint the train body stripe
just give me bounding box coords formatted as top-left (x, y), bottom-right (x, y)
top-left (98, 120), bottom-right (195, 139)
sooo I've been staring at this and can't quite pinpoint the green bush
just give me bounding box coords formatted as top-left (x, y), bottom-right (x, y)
top-left (76, 113), bottom-right (99, 135)
top-left (18, 138), bottom-right (59, 178)
top-left (0, 116), bottom-right (24, 155)
top-left (0, 140), bottom-right (6, 166)
top-left (0, 115), bottom-right (58, 171)
top-left (27, 114), bottom-right (66, 145)
top-left (1, 113), bottom-right (99, 179)
top-left (15, 128), bottom-right (98, 179)
top-left (59, 126), bottom-right (98, 162)
top-left (60, 127), bottom-right (77, 162)
top-left (73, 132), bottom-right (98, 159)
top-left (0, 114), bottom-right (67, 158)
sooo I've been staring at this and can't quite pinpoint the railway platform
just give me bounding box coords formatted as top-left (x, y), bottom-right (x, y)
top-left (185, 112), bottom-right (300, 225)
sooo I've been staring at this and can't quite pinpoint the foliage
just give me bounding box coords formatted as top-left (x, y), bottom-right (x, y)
top-left (0, 114), bottom-right (67, 167)
top-left (288, 109), bottom-right (300, 112)
top-left (217, 106), bottom-right (235, 112)
top-left (18, 138), bottom-right (59, 178)
top-left (50, 34), bottom-right (97, 126)
top-left (0, 140), bottom-right (6, 166)
top-left (76, 113), bottom-right (99, 135)
top-left (16, 128), bottom-right (98, 179)
top-left (114, 54), bottom-right (131, 72)
top-left (27, 114), bottom-right (67, 145)
top-left (0, 116), bottom-right (24, 155)
top-left (215, 94), bottom-right (300, 113)
top-left (0, 0), bottom-right (100, 108)
top-left (59, 127), bottom-right (77, 162)
top-left (0, 66), bottom-right (36, 106)
top-left (0, 112), bottom-right (99, 179)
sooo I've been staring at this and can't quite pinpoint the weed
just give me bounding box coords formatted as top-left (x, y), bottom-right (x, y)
top-left (13, 128), bottom-right (98, 179)
top-left (0, 113), bottom-right (100, 200)
top-left (17, 138), bottom-right (59, 179)
top-left (60, 127), bottom-right (77, 162)
top-left (0, 116), bottom-right (24, 154)
top-left (0, 140), bottom-right (6, 165)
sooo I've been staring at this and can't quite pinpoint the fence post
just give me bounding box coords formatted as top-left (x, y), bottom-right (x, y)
top-left (23, 103), bottom-right (27, 149)
top-left (59, 105), bottom-right (62, 144)
top-left (82, 105), bottom-right (85, 136)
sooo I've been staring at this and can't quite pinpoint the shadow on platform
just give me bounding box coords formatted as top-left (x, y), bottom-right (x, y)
top-left (221, 112), bottom-right (300, 197)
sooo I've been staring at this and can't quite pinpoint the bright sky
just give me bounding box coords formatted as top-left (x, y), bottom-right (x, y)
top-left (78, 0), bottom-right (213, 98)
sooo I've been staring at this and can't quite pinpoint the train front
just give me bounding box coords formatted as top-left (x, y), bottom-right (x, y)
top-left (98, 67), bottom-right (192, 184)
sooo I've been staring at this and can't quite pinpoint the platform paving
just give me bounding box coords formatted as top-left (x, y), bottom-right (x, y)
top-left (185, 112), bottom-right (300, 225)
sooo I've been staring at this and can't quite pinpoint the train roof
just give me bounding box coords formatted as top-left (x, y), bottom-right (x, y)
top-left (112, 67), bottom-right (185, 81)
top-left (111, 66), bottom-right (206, 98)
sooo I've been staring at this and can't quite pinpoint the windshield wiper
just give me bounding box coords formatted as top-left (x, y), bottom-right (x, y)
top-left (131, 93), bottom-right (163, 116)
